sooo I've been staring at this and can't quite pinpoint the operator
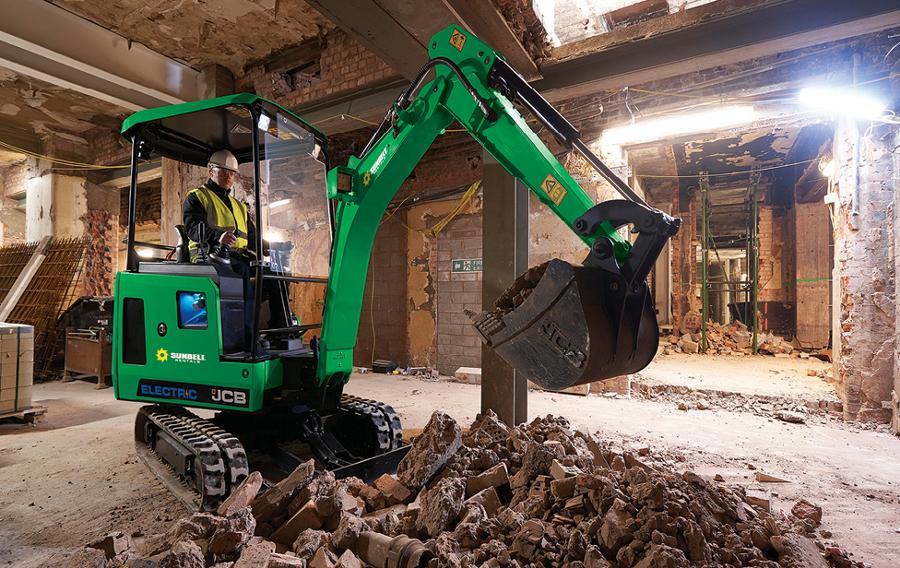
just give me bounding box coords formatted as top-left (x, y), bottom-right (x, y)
top-left (183, 150), bottom-right (288, 353)
top-left (183, 149), bottom-right (256, 259)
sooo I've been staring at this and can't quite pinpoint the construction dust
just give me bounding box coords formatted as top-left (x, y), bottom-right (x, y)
top-left (55, 411), bottom-right (866, 567)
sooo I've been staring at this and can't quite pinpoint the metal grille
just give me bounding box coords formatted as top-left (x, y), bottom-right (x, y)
top-left (0, 242), bottom-right (39, 307)
top-left (2, 238), bottom-right (87, 378)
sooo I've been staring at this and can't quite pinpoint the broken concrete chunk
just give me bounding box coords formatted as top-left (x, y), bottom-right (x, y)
top-left (771, 534), bottom-right (828, 568)
top-left (335, 549), bottom-right (363, 568)
top-left (775, 410), bottom-right (807, 424)
top-left (267, 551), bottom-right (306, 568)
top-left (464, 486), bottom-right (502, 517)
top-left (416, 477), bottom-right (465, 537)
top-left (755, 472), bottom-right (789, 483)
top-left (745, 492), bottom-right (771, 513)
top-left (251, 460), bottom-right (315, 523)
top-left (58, 548), bottom-right (108, 568)
top-left (396, 411), bottom-right (462, 490)
top-left (292, 528), bottom-right (330, 559)
top-left (373, 473), bottom-right (412, 505)
top-left (233, 540), bottom-right (275, 568)
top-left (209, 508), bottom-right (256, 556)
top-left (271, 501), bottom-right (323, 546)
top-left (550, 459), bottom-right (581, 480)
top-left (510, 443), bottom-right (555, 488)
top-left (218, 471), bottom-right (263, 517)
top-left (309, 547), bottom-right (339, 568)
top-left (599, 498), bottom-right (635, 553)
top-left (332, 513), bottom-right (367, 552)
top-left (88, 531), bottom-right (133, 559)
top-left (466, 462), bottom-right (509, 497)
top-left (551, 476), bottom-right (577, 500)
top-left (791, 500), bottom-right (823, 525)
top-left (152, 539), bottom-right (205, 568)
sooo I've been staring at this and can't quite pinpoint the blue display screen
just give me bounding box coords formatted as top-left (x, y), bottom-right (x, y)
top-left (177, 292), bottom-right (208, 329)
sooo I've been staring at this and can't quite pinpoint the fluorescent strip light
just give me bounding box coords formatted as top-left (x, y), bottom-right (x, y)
top-left (798, 87), bottom-right (886, 121)
top-left (602, 105), bottom-right (756, 145)
top-left (269, 198), bottom-right (291, 209)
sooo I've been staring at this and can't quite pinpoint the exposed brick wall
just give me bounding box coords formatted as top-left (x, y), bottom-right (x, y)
top-left (81, 209), bottom-right (116, 296)
top-left (356, 217), bottom-right (408, 367)
top-left (435, 214), bottom-right (483, 375)
top-left (757, 206), bottom-right (787, 304)
top-left (244, 29), bottom-right (397, 108)
top-left (833, 119), bottom-right (896, 424)
top-left (671, 187), bottom-right (697, 332)
top-left (2, 162), bottom-right (31, 198)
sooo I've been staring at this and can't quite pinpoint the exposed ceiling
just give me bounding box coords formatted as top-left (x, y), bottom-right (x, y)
top-left (0, 65), bottom-right (128, 153)
top-left (48, 0), bottom-right (335, 76)
top-left (629, 120), bottom-right (833, 238)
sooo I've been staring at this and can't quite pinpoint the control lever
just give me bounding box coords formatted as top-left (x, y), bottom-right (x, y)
top-left (210, 228), bottom-right (247, 265)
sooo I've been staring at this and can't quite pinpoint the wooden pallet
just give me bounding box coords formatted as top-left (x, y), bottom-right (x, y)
top-left (0, 405), bottom-right (46, 424)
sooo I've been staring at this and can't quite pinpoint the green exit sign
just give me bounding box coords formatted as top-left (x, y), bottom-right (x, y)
top-left (451, 258), bottom-right (482, 273)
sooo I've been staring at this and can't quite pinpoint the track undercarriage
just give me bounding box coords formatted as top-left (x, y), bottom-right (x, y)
top-left (134, 396), bottom-right (406, 512)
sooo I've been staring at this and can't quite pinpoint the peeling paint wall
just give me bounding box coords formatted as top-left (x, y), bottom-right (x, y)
top-left (24, 160), bottom-right (88, 242)
top-left (833, 118), bottom-right (896, 423)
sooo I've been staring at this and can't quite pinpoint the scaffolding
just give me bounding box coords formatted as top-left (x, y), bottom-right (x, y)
top-left (698, 167), bottom-right (761, 354)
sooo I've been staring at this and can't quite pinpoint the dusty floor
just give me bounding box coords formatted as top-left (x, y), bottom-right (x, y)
top-left (1, 354), bottom-right (898, 567)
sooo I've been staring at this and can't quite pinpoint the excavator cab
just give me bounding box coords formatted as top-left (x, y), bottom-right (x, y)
top-left (119, 94), bottom-right (331, 362)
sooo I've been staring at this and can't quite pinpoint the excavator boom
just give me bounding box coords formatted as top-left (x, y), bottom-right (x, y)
top-left (317, 25), bottom-right (680, 391)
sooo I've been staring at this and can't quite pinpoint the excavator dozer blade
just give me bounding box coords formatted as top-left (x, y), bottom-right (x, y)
top-left (473, 200), bottom-right (680, 391)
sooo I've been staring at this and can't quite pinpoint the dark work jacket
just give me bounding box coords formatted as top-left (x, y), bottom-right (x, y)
top-left (183, 179), bottom-right (257, 250)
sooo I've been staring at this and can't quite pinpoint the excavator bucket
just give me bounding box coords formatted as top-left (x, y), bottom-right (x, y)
top-left (473, 200), bottom-right (680, 390)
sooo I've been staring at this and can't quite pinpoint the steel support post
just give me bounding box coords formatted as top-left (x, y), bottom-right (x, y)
top-left (748, 167), bottom-right (761, 355)
top-left (699, 173), bottom-right (709, 353)
top-left (481, 151), bottom-right (528, 426)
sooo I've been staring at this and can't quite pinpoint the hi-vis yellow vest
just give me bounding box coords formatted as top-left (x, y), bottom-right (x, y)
top-left (187, 185), bottom-right (249, 254)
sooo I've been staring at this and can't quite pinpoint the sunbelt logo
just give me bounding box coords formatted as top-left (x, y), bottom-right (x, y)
top-left (156, 348), bottom-right (206, 364)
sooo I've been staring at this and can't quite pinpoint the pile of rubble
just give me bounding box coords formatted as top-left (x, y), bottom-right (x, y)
top-left (60, 411), bottom-right (864, 568)
top-left (664, 320), bottom-right (824, 358)
top-left (631, 380), bottom-right (844, 423)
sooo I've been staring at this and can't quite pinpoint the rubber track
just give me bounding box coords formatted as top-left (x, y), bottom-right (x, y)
top-left (341, 395), bottom-right (404, 450)
top-left (137, 405), bottom-right (249, 511)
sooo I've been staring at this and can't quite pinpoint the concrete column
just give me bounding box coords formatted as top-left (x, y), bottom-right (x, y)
top-left (198, 64), bottom-right (236, 99)
top-left (832, 118), bottom-right (896, 423)
top-left (481, 151), bottom-right (528, 426)
top-left (653, 204), bottom-right (672, 326)
top-left (25, 159), bottom-right (88, 241)
top-left (893, 126), bottom-right (900, 435)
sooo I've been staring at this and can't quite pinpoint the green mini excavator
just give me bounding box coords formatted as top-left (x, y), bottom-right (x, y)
top-left (113, 25), bottom-right (680, 511)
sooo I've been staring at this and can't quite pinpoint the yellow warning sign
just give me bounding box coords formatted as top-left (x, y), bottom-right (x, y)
top-left (449, 29), bottom-right (467, 51)
top-left (541, 174), bottom-right (566, 206)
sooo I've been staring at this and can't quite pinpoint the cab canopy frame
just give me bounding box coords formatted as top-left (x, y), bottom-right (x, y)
top-left (120, 93), bottom-right (332, 356)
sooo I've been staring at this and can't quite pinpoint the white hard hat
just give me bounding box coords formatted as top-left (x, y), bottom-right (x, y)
top-left (208, 149), bottom-right (239, 172)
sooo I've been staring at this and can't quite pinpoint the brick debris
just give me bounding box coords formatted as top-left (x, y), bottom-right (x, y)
top-left (57, 411), bottom-right (865, 567)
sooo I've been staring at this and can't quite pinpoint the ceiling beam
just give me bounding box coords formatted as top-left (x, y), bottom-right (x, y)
top-left (442, 0), bottom-right (540, 80)
top-left (535, 0), bottom-right (900, 102)
top-left (304, 0), bottom-right (428, 80)
top-left (297, 77), bottom-right (409, 135)
top-left (0, 0), bottom-right (201, 111)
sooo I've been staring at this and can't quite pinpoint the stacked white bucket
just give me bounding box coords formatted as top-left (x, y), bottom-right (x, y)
top-left (0, 323), bottom-right (34, 414)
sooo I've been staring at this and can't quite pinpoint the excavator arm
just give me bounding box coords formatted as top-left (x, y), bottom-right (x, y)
top-left (316, 26), bottom-right (680, 391)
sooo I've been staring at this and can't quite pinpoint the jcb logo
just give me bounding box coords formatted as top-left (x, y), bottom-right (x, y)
top-left (539, 319), bottom-right (586, 368)
top-left (211, 388), bottom-right (247, 406)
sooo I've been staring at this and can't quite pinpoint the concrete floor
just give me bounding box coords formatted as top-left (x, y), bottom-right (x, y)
top-left (1, 354), bottom-right (898, 567)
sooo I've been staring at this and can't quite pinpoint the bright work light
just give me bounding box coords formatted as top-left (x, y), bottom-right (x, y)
top-left (602, 105), bottom-right (756, 145)
top-left (798, 87), bottom-right (887, 121)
